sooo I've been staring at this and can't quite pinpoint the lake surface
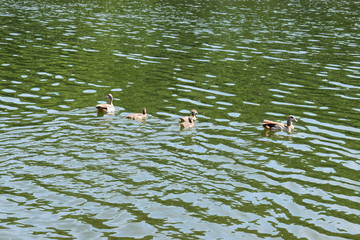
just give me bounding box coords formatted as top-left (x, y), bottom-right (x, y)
top-left (1, 0), bottom-right (359, 239)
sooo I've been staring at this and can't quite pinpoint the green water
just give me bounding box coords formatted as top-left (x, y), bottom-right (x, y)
top-left (1, 0), bottom-right (359, 239)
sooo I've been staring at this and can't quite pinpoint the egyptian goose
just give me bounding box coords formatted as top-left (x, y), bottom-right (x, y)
top-left (261, 115), bottom-right (298, 132)
top-left (179, 109), bottom-right (198, 122)
top-left (96, 94), bottom-right (115, 114)
top-left (127, 108), bottom-right (147, 120)
top-left (179, 117), bottom-right (195, 128)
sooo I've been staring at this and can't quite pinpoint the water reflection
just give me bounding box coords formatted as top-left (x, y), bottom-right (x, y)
top-left (1, 0), bottom-right (359, 239)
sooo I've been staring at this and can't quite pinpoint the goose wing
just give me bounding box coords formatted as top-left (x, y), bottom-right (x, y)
top-left (96, 104), bottom-right (109, 110)
top-left (262, 120), bottom-right (284, 126)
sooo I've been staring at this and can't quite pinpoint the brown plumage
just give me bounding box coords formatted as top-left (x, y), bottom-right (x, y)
top-left (179, 117), bottom-right (195, 129)
top-left (127, 108), bottom-right (147, 120)
top-left (261, 115), bottom-right (298, 132)
top-left (179, 109), bottom-right (198, 122)
top-left (96, 94), bottom-right (115, 114)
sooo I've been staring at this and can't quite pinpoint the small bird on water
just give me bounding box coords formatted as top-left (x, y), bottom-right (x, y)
top-left (179, 109), bottom-right (198, 122)
top-left (261, 115), bottom-right (298, 132)
top-left (126, 108), bottom-right (148, 120)
top-left (96, 94), bottom-right (115, 114)
top-left (179, 117), bottom-right (195, 129)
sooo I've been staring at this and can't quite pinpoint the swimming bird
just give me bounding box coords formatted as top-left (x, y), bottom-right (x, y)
top-left (127, 108), bottom-right (147, 120)
top-left (96, 94), bottom-right (115, 114)
top-left (261, 115), bottom-right (298, 132)
top-left (179, 109), bottom-right (198, 122)
top-left (179, 117), bottom-right (195, 129)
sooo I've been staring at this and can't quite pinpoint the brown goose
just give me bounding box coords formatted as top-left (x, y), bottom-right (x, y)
top-left (179, 117), bottom-right (195, 129)
top-left (179, 109), bottom-right (198, 122)
top-left (96, 94), bottom-right (115, 114)
top-left (261, 115), bottom-right (298, 132)
top-left (127, 108), bottom-right (147, 120)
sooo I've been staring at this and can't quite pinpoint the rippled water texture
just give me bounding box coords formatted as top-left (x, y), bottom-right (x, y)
top-left (1, 0), bottom-right (359, 239)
